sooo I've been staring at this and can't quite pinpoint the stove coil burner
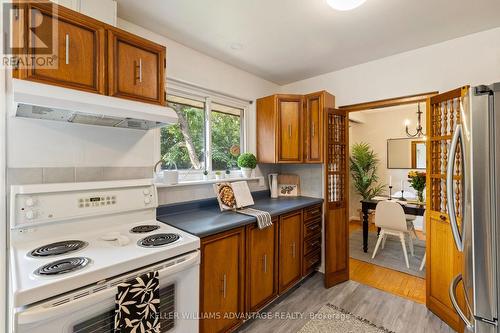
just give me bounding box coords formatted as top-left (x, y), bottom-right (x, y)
top-left (130, 225), bottom-right (161, 234)
top-left (138, 233), bottom-right (181, 248)
top-left (34, 257), bottom-right (91, 276)
top-left (29, 240), bottom-right (88, 258)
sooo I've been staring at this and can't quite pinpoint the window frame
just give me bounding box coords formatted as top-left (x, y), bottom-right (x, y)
top-left (156, 80), bottom-right (248, 174)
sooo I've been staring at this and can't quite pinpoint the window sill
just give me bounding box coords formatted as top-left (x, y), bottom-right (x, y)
top-left (155, 176), bottom-right (264, 188)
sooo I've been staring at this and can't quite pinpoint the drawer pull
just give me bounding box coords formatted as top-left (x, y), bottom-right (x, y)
top-left (288, 124), bottom-right (292, 138)
top-left (291, 242), bottom-right (296, 258)
top-left (309, 209), bottom-right (320, 215)
top-left (263, 254), bottom-right (268, 273)
top-left (440, 215), bottom-right (447, 221)
top-left (310, 241), bottom-right (320, 247)
top-left (308, 224), bottom-right (320, 231)
top-left (312, 122), bottom-right (315, 137)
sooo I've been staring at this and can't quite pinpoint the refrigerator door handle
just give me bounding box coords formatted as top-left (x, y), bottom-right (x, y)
top-left (450, 274), bottom-right (474, 330)
top-left (447, 123), bottom-right (464, 252)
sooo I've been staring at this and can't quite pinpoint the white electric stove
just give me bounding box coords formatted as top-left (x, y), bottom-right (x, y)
top-left (9, 179), bottom-right (200, 333)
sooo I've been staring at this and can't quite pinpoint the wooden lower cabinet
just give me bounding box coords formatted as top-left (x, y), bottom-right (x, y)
top-left (200, 207), bottom-right (321, 333)
top-left (278, 210), bottom-right (303, 293)
top-left (200, 228), bottom-right (245, 333)
top-left (246, 220), bottom-right (278, 312)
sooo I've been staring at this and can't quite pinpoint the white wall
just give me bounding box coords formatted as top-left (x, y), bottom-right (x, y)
top-left (281, 27), bottom-right (500, 105)
top-left (6, 19), bottom-right (279, 169)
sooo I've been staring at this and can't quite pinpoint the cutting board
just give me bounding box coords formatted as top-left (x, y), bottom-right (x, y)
top-left (277, 174), bottom-right (300, 196)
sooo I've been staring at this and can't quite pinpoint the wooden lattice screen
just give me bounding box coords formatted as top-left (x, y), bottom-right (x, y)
top-left (326, 112), bottom-right (347, 207)
top-left (426, 86), bottom-right (469, 333)
top-left (428, 87), bottom-right (469, 218)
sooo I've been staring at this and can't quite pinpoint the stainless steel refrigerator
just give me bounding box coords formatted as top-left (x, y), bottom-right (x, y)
top-left (448, 83), bottom-right (499, 333)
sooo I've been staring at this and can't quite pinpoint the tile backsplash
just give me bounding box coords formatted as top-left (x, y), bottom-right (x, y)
top-left (7, 166), bottom-right (153, 186)
top-left (6, 164), bottom-right (322, 206)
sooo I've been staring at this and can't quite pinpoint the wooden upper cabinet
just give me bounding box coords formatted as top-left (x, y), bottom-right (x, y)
top-left (15, 2), bottom-right (106, 94)
top-left (304, 91), bottom-right (335, 163)
top-left (108, 29), bottom-right (166, 105)
top-left (256, 94), bottom-right (304, 163)
top-left (200, 228), bottom-right (245, 333)
top-left (246, 221), bottom-right (277, 312)
top-left (278, 211), bottom-right (303, 293)
top-left (256, 91), bottom-right (334, 164)
top-left (13, 1), bottom-right (166, 105)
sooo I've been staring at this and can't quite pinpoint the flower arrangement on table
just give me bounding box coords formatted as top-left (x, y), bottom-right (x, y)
top-left (408, 170), bottom-right (426, 203)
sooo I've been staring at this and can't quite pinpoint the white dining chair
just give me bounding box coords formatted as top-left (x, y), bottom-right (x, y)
top-left (419, 212), bottom-right (427, 271)
top-left (372, 201), bottom-right (414, 268)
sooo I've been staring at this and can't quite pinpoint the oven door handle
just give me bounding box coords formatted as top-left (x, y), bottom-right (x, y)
top-left (17, 251), bottom-right (200, 325)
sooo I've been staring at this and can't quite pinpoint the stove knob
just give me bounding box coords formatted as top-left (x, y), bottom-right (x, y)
top-left (25, 210), bottom-right (34, 220)
top-left (144, 197), bottom-right (152, 204)
top-left (143, 189), bottom-right (150, 195)
top-left (25, 198), bottom-right (35, 207)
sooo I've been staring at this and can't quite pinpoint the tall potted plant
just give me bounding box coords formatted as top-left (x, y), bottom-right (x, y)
top-left (350, 142), bottom-right (385, 201)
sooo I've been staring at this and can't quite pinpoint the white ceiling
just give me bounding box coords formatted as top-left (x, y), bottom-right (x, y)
top-left (117, 0), bottom-right (500, 85)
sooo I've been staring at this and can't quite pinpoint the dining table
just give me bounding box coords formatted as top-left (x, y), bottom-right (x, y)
top-left (360, 197), bottom-right (426, 253)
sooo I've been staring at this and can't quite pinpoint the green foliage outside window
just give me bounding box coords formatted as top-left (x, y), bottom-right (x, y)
top-left (160, 101), bottom-right (242, 171)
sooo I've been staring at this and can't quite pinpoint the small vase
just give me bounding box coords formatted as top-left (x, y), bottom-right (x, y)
top-left (241, 167), bottom-right (252, 178)
top-left (417, 190), bottom-right (424, 203)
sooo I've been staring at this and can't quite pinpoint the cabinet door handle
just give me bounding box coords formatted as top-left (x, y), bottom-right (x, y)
top-left (139, 58), bottom-right (143, 83)
top-left (288, 124), bottom-right (292, 138)
top-left (135, 59), bottom-right (143, 84)
top-left (312, 122), bottom-right (315, 137)
top-left (221, 273), bottom-right (227, 299)
top-left (263, 254), bottom-right (267, 273)
top-left (291, 242), bottom-right (296, 258)
top-left (65, 34), bottom-right (69, 65)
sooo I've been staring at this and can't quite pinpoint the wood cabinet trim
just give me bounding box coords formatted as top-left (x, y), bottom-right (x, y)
top-left (200, 227), bottom-right (245, 333)
top-left (245, 219), bottom-right (279, 312)
top-left (278, 210), bottom-right (304, 293)
top-left (107, 28), bottom-right (166, 106)
top-left (276, 95), bottom-right (303, 163)
top-left (14, 1), bottom-right (106, 94)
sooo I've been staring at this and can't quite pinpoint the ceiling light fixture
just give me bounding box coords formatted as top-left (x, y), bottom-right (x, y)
top-left (405, 103), bottom-right (426, 138)
top-left (326, 0), bottom-right (367, 11)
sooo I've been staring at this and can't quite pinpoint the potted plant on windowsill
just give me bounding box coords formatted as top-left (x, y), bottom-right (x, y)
top-left (203, 170), bottom-right (209, 180)
top-left (215, 171), bottom-right (223, 180)
top-left (237, 153), bottom-right (257, 178)
top-left (350, 143), bottom-right (385, 221)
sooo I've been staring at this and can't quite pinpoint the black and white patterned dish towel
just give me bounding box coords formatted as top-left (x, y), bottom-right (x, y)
top-left (237, 207), bottom-right (273, 229)
top-left (114, 271), bottom-right (160, 333)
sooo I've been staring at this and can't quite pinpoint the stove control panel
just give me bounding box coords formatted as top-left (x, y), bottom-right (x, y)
top-left (10, 181), bottom-right (157, 228)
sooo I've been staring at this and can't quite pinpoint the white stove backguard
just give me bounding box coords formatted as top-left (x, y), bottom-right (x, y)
top-left (10, 179), bottom-right (157, 229)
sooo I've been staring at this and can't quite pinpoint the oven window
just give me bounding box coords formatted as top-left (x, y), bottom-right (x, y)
top-left (73, 284), bottom-right (176, 332)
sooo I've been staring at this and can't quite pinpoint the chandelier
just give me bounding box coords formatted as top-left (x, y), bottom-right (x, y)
top-left (405, 103), bottom-right (426, 138)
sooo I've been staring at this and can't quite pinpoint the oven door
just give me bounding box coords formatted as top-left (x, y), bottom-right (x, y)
top-left (15, 251), bottom-right (200, 333)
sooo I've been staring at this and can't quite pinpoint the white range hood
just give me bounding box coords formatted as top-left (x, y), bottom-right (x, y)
top-left (11, 79), bottom-right (178, 130)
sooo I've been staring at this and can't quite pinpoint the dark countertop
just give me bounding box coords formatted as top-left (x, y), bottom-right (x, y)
top-left (156, 192), bottom-right (323, 238)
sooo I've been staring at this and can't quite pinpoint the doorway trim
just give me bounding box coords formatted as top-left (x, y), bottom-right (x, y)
top-left (339, 91), bottom-right (439, 113)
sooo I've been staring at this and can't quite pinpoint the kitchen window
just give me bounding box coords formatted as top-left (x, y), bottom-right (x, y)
top-left (160, 94), bottom-right (245, 172)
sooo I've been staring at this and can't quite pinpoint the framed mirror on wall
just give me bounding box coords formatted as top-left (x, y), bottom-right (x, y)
top-left (387, 138), bottom-right (426, 169)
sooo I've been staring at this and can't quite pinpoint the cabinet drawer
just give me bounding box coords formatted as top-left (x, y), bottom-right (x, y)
top-left (303, 250), bottom-right (321, 276)
top-left (304, 205), bottom-right (322, 222)
top-left (303, 219), bottom-right (321, 239)
top-left (304, 234), bottom-right (321, 256)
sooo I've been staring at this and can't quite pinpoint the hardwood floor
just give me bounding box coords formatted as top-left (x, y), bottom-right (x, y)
top-left (349, 220), bottom-right (426, 304)
top-left (239, 273), bottom-right (454, 333)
